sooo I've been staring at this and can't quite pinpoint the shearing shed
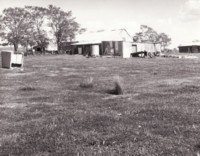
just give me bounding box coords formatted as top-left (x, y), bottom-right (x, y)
top-left (72, 29), bottom-right (135, 58)
top-left (72, 29), bottom-right (161, 58)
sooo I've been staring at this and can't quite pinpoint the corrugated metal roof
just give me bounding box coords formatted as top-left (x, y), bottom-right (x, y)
top-left (71, 41), bottom-right (101, 45)
top-left (75, 29), bottom-right (133, 42)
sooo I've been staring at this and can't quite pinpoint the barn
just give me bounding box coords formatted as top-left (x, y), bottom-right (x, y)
top-left (72, 29), bottom-right (161, 58)
top-left (178, 43), bottom-right (200, 53)
top-left (72, 29), bottom-right (136, 58)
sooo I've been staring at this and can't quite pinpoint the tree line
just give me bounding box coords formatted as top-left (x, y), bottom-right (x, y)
top-left (0, 5), bottom-right (171, 53)
top-left (0, 5), bottom-right (85, 53)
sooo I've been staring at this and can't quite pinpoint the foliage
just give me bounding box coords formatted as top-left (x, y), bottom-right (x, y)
top-left (133, 25), bottom-right (171, 50)
top-left (46, 5), bottom-right (80, 51)
top-left (158, 33), bottom-right (171, 51)
top-left (0, 5), bottom-right (84, 53)
top-left (133, 25), bottom-right (159, 43)
top-left (0, 7), bottom-right (33, 52)
top-left (24, 6), bottom-right (49, 50)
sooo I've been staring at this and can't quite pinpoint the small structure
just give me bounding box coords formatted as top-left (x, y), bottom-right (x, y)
top-left (179, 43), bottom-right (200, 53)
top-left (1, 51), bottom-right (24, 69)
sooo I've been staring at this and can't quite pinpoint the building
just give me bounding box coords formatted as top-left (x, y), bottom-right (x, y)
top-left (71, 29), bottom-right (161, 58)
top-left (72, 29), bottom-right (136, 58)
top-left (179, 42), bottom-right (200, 53)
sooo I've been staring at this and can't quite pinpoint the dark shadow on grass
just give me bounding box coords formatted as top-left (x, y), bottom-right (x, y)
top-left (19, 86), bottom-right (37, 91)
top-left (107, 89), bottom-right (122, 95)
top-left (194, 143), bottom-right (200, 153)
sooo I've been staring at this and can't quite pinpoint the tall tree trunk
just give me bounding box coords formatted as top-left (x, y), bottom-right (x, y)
top-left (14, 43), bottom-right (18, 53)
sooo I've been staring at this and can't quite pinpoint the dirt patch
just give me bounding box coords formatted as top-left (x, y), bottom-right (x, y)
top-left (0, 103), bottom-right (26, 108)
top-left (61, 67), bottom-right (77, 71)
top-left (46, 73), bottom-right (58, 77)
top-left (6, 72), bottom-right (35, 77)
top-left (0, 87), bottom-right (14, 91)
top-left (63, 72), bottom-right (80, 77)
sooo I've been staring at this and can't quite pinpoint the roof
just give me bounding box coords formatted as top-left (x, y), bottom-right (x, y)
top-left (75, 29), bottom-right (133, 43)
top-left (179, 41), bottom-right (200, 47)
top-left (71, 41), bottom-right (101, 46)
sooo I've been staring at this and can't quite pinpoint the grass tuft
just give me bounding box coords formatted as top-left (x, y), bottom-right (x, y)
top-left (80, 77), bottom-right (94, 88)
top-left (109, 75), bottom-right (124, 95)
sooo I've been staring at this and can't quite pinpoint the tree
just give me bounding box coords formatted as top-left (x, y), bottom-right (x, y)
top-left (133, 25), bottom-right (159, 43)
top-left (133, 25), bottom-right (171, 51)
top-left (47, 5), bottom-right (80, 51)
top-left (158, 33), bottom-right (171, 51)
top-left (25, 6), bottom-right (49, 52)
top-left (0, 7), bottom-right (33, 52)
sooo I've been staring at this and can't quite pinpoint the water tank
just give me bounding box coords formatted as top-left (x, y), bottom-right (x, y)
top-left (78, 47), bottom-right (82, 54)
top-left (91, 45), bottom-right (99, 56)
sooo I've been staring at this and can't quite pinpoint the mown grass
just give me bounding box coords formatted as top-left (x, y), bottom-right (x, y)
top-left (1, 54), bottom-right (200, 155)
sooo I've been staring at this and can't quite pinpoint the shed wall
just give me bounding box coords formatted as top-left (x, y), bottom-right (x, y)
top-left (179, 46), bottom-right (200, 53)
top-left (122, 42), bottom-right (133, 58)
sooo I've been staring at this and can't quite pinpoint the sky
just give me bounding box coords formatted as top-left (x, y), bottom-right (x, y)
top-left (1, 0), bottom-right (200, 48)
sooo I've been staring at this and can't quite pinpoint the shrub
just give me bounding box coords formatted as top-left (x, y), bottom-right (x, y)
top-left (110, 76), bottom-right (124, 95)
top-left (80, 77), bottom-right (94, 88)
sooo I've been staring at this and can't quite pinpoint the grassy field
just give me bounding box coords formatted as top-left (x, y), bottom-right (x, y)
top-left (1, 54), bottom-right (200, 155)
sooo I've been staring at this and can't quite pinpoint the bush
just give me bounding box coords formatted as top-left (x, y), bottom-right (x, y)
top-left (80, 77), bottom-right (94, 88)
top-left (110, 76), bottom-right (124, 95)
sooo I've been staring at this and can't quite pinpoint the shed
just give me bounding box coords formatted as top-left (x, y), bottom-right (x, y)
top-left (178, 43), bottom-right (200, 53)
top-left (72, 29), bottom-right (135, 58)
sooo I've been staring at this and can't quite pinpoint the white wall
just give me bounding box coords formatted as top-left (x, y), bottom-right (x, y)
top-left (135, 43), bottom-right (161, 52)
top-left (91, 45), bottom-right (100, 56)
top-left (122, 42), bottom-right (132, 58)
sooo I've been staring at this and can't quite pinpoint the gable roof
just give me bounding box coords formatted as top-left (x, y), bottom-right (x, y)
top-left (75, 29), bottom-right (133, 43)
